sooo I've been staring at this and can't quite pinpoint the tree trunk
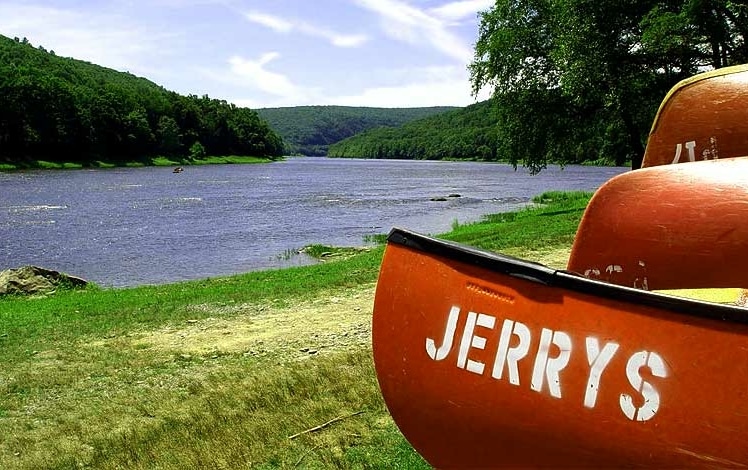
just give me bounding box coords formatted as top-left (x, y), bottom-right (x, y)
top-left (620, 107), bottom-right (644, 170)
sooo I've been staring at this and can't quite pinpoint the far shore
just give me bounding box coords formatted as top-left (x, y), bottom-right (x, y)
top-left (0, 155), bottom-right (278, 172)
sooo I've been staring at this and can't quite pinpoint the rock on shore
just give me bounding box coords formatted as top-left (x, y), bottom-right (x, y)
top-left (0, 266), bottom-right (87, 296)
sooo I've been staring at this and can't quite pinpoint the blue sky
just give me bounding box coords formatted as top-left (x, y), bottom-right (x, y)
top-left (0, 0), bottom-right (494, 108)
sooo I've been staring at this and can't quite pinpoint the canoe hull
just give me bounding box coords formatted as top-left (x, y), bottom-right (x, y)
top-left (373, 230), bottom-right (748, 467)
top-left (567, 157), bottom-right (748, 290)
top-left (643, 64), bottom-right (748, 168)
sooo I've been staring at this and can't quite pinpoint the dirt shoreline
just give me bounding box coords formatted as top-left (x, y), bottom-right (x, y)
top-left (91, 283), bottom-right (377, 362)
top-left (88, 247), bottom-right (571, 362)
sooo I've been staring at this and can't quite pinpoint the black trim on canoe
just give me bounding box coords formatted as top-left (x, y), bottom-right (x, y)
top-left (387, 228), bottom-right (748, 325)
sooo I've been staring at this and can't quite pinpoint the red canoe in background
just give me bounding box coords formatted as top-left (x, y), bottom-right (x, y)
top-left (372, 64), bottom-right (748, 467)
top-left (568, 63), bottom-right (748, 291)
top-left (642, 63), bottom-right (748, 168)
top-left (567, 157), bottom-right (748, 291)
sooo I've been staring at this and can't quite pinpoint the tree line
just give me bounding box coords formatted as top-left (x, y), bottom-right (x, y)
top-left (0, 35), bottom-right (283, 166)
top-left (327, 101), bottom-right (498, 161)
top-left (256, 105), bottom-right (455, 156)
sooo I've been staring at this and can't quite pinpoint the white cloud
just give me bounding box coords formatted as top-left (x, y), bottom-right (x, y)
top-left (227, 53), bottom-right (301, 98)
top-left (324, 65), bottom-right (491, 107)
top-left (209, 52), bottom-right (330, 108)
top-left (244, 11), bottom-right (368, 48)
top-left (0, 2), bottom-right (175, 78)
top-left (245, 12), bottom-right (294, 33)
top-left (231, 65), bottom-right (491, 109)
top-left (429, 0), bottom-right (494, 22)
top-left (352, 0), bottom-right (474, 62)
top-left (326, 81), bottom-right (470, 107)
top-left (298, 23), bottom-right (368, 48)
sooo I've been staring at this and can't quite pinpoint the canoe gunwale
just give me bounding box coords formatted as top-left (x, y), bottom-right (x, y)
top-left (387, 227), bottom-right (748, 325)
top-left (647, 63), bottom-right (748, 138)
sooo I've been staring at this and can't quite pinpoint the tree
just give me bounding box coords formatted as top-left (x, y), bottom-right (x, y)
top-left (327, 101), bottom-right (500, 162)
top-left (124, 108), bottom-right (155, 156)
top-left (0, 34), bottom-right (284, 165)
top-left (189, 141), bottom-right (206, 160)
top-left (470, 0), bottom-right (748, 171)
top-left (156, 115), bottom-right (181, 156)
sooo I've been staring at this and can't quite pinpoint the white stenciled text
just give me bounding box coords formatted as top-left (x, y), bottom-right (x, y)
top-left (425, 306), bottom-right (668, 422)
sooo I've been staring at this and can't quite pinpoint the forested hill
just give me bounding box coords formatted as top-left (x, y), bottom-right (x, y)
top-left (327, 100), bottom-right (498, 161)
top-left (0, 35), bottom-right (283, 166)
top-left (256, 105), bottom-right (455, 156)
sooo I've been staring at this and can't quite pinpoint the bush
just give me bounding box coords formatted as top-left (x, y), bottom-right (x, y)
top-left (189, 141), bottom-right (206, 160)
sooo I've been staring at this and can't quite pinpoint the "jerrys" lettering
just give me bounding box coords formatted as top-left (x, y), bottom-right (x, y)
top-left (426, 306), bottom-right (667, 422)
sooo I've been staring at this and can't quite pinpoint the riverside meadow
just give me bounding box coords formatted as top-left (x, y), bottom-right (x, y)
top-left (0, 191), bottom-right (589, 468)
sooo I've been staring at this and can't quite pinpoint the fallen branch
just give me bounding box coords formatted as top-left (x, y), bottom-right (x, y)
top-left (288, 410), bottom-right (365, 440)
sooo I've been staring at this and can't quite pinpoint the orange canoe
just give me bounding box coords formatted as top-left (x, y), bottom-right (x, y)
top-left (642, 63), bottom-right (748, 168)
top-left (567, 156), bottom-right (748, 291)
top-left (372, 64), bottom-right (748, 467)
top-left (565, 63), bottom-right (748, 292)
top-left (373, 229), bottom-right (748, 467)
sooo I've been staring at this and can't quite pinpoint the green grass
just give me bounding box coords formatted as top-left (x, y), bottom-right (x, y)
top-left (150, 156), bottom-right (182, 166)
top-left (0, 249), bottom-right (383, 358)
top-left (0, 156), bottom-right (275, 172)
top-left (443, 190), bottom-right (592, 252)
top-left (362, 233), bottom-right (388, 244)
top-left (34, 160), bottom-right (84, 170)
top-left (301, 244), bottom-right (374, 261)
top-left (151, 155), bottom-right (273, 166)
top-left (189, 155), bottom-right (272, 165)
top-left (0, 191), bottom-right (591, 468)
top-left (73, 349), bottom-right (414, 469)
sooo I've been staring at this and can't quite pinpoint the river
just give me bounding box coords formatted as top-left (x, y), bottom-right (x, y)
top-left (0, 157), bottom-right (626, 287)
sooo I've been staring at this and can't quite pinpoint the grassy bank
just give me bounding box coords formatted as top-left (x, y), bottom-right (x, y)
top-left (0, 191), bottom-right (591, 468)
top-left (0, 155), bottom-right (275, 171)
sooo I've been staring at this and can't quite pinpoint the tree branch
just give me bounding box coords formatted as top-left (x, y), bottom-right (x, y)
top-left (288, 410), bottom-right (365, 440)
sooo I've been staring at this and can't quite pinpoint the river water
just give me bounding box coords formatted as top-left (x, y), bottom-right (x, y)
top-left (0, 157), bottom-right (626, 287)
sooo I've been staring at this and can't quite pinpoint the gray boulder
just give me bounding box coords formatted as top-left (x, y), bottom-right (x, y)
top-left (0, 266), bottom-right (87, 296)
